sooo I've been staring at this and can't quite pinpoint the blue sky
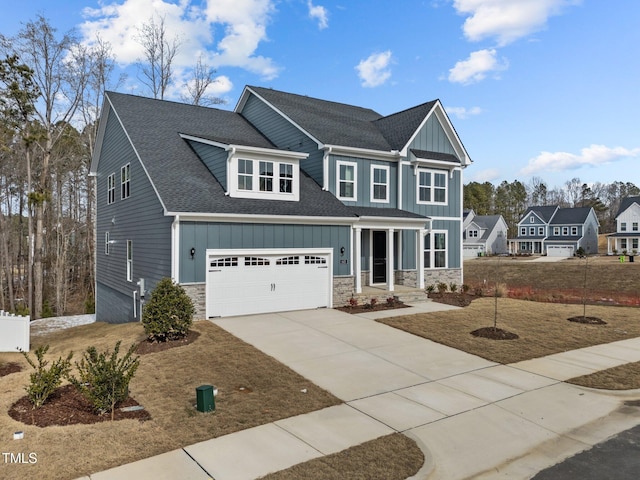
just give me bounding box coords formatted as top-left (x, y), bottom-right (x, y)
top-left (2, 0), bottom-right (639, 189)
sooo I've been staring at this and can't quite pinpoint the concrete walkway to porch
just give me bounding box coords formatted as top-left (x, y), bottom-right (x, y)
top-left (84, 304), bottom-right (640, 479)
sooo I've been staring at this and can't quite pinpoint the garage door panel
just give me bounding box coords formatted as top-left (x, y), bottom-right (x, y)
top-left (206, 249), bottom-right (332, 318)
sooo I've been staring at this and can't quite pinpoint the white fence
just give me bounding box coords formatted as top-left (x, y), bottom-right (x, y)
top-left (0, 310), bottom-right (30, 352)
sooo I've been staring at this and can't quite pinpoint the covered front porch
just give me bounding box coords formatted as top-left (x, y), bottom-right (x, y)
top-left (508, 239), bottom-right (544, 255)
top-left (607, 233), bottom-right (640, 255)
top-left (351, 214), bottom-right (430, 295)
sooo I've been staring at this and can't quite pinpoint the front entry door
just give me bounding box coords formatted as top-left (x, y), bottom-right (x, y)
top-left (372, 230), bottom-right (387, 284)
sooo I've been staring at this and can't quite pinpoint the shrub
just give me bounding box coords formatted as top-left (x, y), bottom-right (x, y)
top-left (437, 282), bottom-right (448, 293)
top-left (70, 341), bottom-right (140, 420)
top-left (21, 345), bottom-right (73, 409)
top-left (142, 277), bottom-right (195, 342)
top-left (426, 284), bottom-right (435, 294)
top-left (386, 297), bottom-right (396, 306)
top-left (449, 282), bottom-right (458, 293)
top-left (348, 296), bottom-right (359, 308)
top-left (461, 284), bottom-right (470, 294)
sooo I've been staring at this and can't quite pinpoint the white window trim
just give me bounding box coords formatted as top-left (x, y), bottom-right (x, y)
top-left (633, 222), bottom-right (639, 232)
top-left (529, 227), bottom-right (535, 236)
top-left (571, 226), bottom-right (578, 235)
top-left (416, 168), bottom-right (448, 205)
top-left (107, 173), bottom-right (115, 205)
top-left (126, 240), bottom-right (133, 282)
top-left (424, 230), bottom-right (448, 269)
top-left (228, 154), bottom-right (300, 201)
top-left (336, 160), bottom-right (357, 201)
top-left (554, 227), bottom-right (560, 235)
top-left (468, 229), bottom-right (478, 238)
top-left (370, 164), bottom-right (390, 203)
top-left (538, 227), bottom-right (544, 235)
top-left (530, 216), bottom-right (535, 223)
top-left (621, 222), bottom-right (627, 232)
top-left (121, 164), bottom-right (131, 200)
top-left (520, 227), bottom-right (526, 236)
top-left (562, 227), bottom-right (569, 235)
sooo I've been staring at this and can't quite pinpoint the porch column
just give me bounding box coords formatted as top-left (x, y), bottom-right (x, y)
top-left (417, 229), bottom-right (425, 289)
top-left (354, 227), bottom-right (362, 293)
top-left (387, 228), bottom-right (395, 292)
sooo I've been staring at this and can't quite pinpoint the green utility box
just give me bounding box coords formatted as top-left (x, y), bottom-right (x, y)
top-left (196, 385), bottom-right (215, 412)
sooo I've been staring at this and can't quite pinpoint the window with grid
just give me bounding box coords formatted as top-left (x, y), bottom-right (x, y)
top-left (633, 222), bottom-right (638, 232)
top-left (259, 161), bottom-right (273, 192)
top-left (424, 232), bottom-right (447, 268)
top-left (276, 256), bottom-right (299, 265)
top-left (279, 163), bottom-right (293, 193)
top-left (417, 170), bottom-right (447, 204)
top-left (245, 257), bottom-right (270, 266)
top-left (571, 227), bottom-right (578, 235)
top-left (337, 162), bottom-right (356, 199)
top-left (304, 255), bottom-right (327, 265)
top-left (107, 173), bottom-right (115, 204)
top-left (210, 257), bottom-right (238, 267)
top-left (371, 166), bottom-right (388, 202)
top-left (126, 240), bottom-right (133, 282)
top-left (538, 227), bottom-right (544, 235)
top-left (621, 222), bottom-right (627, 232)
top-left (238, 159), bottom-right (253, 190)
top-left (121, 164), bottom-right (130, 199)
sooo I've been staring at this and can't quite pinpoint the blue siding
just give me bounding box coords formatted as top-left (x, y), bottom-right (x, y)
top-left (179, 222), bottom-right (351, 282)
top-left (328, 155), bottom-right (398, 208)
top-left (432, 219), bottom-right (461, 269)
top-left (400, 165), bottom-right (462, 218)
top-left (96, 282), bottom-right (135, 324)
top-left (402, 231), bottom-right (417, 269)
top-left (409, 114), bottom-right (456, 155)
top-left (187, 140), bottom-right (228, 191)
top-left (96, 108), bottom-right (172, 322)
top-left (240, 94), bottom-right (325, 185)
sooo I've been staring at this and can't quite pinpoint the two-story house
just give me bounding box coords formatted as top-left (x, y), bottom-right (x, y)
top-left (509, 206), bottom-right (599, 257)
top-left (90, 86), bottom-right (471, 322)
top-left (607, 196), bottom-right (640, 255)
top-left (462, 209), bottom-right (508, 257)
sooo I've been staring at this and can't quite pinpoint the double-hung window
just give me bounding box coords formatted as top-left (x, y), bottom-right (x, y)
top-left (424, 231), bottom-right (447, 268)
top-left (337, 161), bottom-right (356, 200)
top-left (538, 227), bottom-right (544, 235)
top-left (562, 227), bottom-right (569, 235)
top-left (554, 227), bottom-right (560, 235)
top-left (417, 169), bottom-right (447, 204)
top-left (238, 159), bottom-right (253, 190)
top-left (121, 164), bottom-right (130, 199)
top-left (529, 227), bottom-right (535, 236)
top-left (280, 164), bottom-right (293, 193)
top-left (571, 226), bottom-right (578, 235)
top-left (371, 165), bottom-right (389, 203)
top-left (520, 227), bottom-right (526, 236)
top-left (259, 161), bottom-right (274, 192)
top-left (107, 173), bottom-right (115, 204)
top-left (633, 222), bottom-right (638, 232)
top-left (621, 222), bottom-right (627, 232)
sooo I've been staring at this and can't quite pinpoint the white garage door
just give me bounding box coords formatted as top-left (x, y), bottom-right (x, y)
top-left (547, 245), bottom-right (574, 257)
top-left (463, 245), bottom-right (484, 258)
top-left (206, 248), bottom-right (333, 318)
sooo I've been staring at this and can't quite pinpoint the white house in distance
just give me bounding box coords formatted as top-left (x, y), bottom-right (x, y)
top-left (607, 196), bottom-right (640, 254)
top-left (462, 209), bottom-right (508, 258)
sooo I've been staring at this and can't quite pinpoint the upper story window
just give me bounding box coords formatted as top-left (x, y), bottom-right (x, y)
top-left (571, 226), bottom-right (578, 235)
top-left (529, 227), bottom-right (535, 236)
top-left (538, 227), bottom-right (544, 235)
top-left (121, 164), bottom-right (131, 199)
top-left (468, 229), bottom-right (478, 238)
top-left (107, 173), bottom-right (115, 204)
top-left (126, 240), bottom-right (133, 282)
top-left (520, 227), bottom-right (526, 236)
top-left (371, 165), bottom-right (389, 203)
top-left (231, 157), bottom-right (299, 201)
top-left (562, 227), bottom-right (569, 235)
top-left (417, 169), bottom-right (447, 205)
top-left (337, 161), bottom-right (356, 201)
top-left (633, 222), bottom-right (639, 232)
top-left (621, 222), bottom-right (627, 231)
top-left (530, 216), bottom-right (535, 223)
top-left (104, 232), bottom-right (110, 255)
top-left (554, 227), bottom-right (560, 235)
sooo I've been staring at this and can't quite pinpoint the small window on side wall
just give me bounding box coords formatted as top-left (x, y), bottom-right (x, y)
top-left (121, 164), bottom-right (131, 199)
top-left (107, 173), bottom-right (115, 204)
top-left (126, 240), bottom-right (133, 282)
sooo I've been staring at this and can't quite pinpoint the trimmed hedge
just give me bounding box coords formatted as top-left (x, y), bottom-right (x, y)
top-left (142, 278), bottom-right (195, 342)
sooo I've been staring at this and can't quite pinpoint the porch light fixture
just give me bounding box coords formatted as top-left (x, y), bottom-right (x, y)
top-left (340, 246), bottom-right (345, 256)
top-left (190, 247), bottom-right (196, 259)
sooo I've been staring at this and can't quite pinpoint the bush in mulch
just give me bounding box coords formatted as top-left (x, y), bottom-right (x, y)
top-left (568, 316), bottom-right (607, 325)
top-left (429, 292), bottom-right (476, 307)
top-left (0, 362), bottom-right (22, 377)
top-left (470, 327), bottom-right (519, 340)
top-left (136, 329), bottom-right (200, 355)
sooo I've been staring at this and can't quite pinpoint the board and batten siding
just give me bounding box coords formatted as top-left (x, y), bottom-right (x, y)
top-left (186, 140), bottom-right (228, 191)
top-left (400, 164), bottom-right (462, 219)
top-left (240, 93), bottom-right (325, 185)
top-left (96, 108), bottom-right (172, 322)
top-left (179, 221), bottom-right (351, 283)
top-left (399, 221), bottom-right (461, 270)
top-left (328, 155), bottom-right (398, 208)
top-left (409, 113), bottom-right (457, 156)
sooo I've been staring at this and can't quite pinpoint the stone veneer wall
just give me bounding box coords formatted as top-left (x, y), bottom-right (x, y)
top-left (333, 276), bottom-right (355, 307)
top-left (423, 269), bottom-right (462, 288)
top-left (395, 270), bottom-right (418, 288)
top-left (181, 283), bottom-right (206, 319)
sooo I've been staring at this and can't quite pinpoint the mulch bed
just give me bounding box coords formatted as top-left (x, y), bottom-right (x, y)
top-left (135, 329), bottom-right (200, 355)
top-left (470, 326), bottom-right (520, 340)
top-left (8, 384), bottom-right (151, 427)
top-left (0, 362), bottom-right (22, 377)
top-left (568, 315), bottom-right (607, 325)
top-left (336, 301), bottom-right (409, 314)
top-left (429, 292), bottom-right (477, 307)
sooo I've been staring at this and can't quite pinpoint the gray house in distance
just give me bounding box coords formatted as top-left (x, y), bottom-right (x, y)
top-left (462, 209), bottom-right (508, 257)
top-left (90, 86), bottom-right (471, 322)
top-left (509, 205), bottom-right (599, 256)
top-left (607, 196), bottom-right (640, 254)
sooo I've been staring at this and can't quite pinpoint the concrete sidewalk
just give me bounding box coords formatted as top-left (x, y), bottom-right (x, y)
top-left (83, 305), bottom-right (640, 480)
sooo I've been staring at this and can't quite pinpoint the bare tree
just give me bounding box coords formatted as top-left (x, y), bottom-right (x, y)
top-left (135, 15), bottom-right (181, 100)
top-left (181, 55), bottom-right (225, 106)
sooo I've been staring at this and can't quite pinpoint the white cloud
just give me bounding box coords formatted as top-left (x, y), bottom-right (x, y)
top-left (453, 0), bottom-right (580, 46)
top-left (446, 105), bottom-right (482, 119)
top-left (469, 168), bottom-right (502, 183)
top-left (448, 49), bottom-right (507, 84)
top-left (307, 1), bottom-right (329, 30)
top-left (355, 51), bottom-right (393, 88)
top-left (80, 0), bottom-right (279, 82)
top-left (520, 144), bottom-right (640, 175)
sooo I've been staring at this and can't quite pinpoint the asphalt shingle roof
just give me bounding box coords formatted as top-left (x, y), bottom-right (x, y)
top-left (410, 149), bottom-right (459, 163)
top-left (615, 196), bottom-right (640, 218)
top-left (105, 91), bottom-right (354, 217)
top-left (522, 205), bottom-right (558, 223)
top-left (549, 207), bottom-right (593, 224)
top-left (347, 207), bottom-right (428, 220)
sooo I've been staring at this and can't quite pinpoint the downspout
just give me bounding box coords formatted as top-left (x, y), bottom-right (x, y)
top-left (393, 150), bottom-right (402, 210)
top-left (172, 215), bottom-right (180, 282)
top-left (225, 147), bottom-right (236, 196)
top-left (323, 147), bottom-right (331, 191)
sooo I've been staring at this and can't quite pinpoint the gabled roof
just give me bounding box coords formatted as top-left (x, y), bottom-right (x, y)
top-left (615, 196), bottom-right (640, 218)
top-left (468, 215), bottom-right (506, 241)
top-left (549, 207), bottom-right (594, 225)
top-left (521, 205), bottom-right (558, 224)
top-left (93, 92), bottom-right (354, 217)
top-left (238, 86), bottom-right (470, 164)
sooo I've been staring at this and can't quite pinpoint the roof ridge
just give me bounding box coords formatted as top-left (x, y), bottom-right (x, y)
top-left (373, 99), bottom-right (438, 122)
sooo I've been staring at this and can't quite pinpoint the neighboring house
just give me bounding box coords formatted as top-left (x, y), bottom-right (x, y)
top-left (462, 209), bottom-right (508, 258)
top-left (607, 196), bottom-right (640, 255)
top-left (90, 86), bottom-right (471, 322)
top-left (509, 206), bottom-right (599, 257)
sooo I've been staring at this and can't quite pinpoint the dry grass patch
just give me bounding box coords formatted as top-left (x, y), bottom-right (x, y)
top-left (0, 320), bottom-right (341, 480)
top-left (568, 362), bottom-right (640, 390)
top-left (259, 433), bottom-right (424, 480)
top-left (378, 298), bottom-right (640, 364)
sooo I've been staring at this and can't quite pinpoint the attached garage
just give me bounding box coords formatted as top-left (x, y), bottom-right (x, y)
top-left (463, 245), bottom-right (484, 258)
top-left (547, 245), bottom-right (574, 257)
top-left (206, 248), bottom-right (333, 318)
